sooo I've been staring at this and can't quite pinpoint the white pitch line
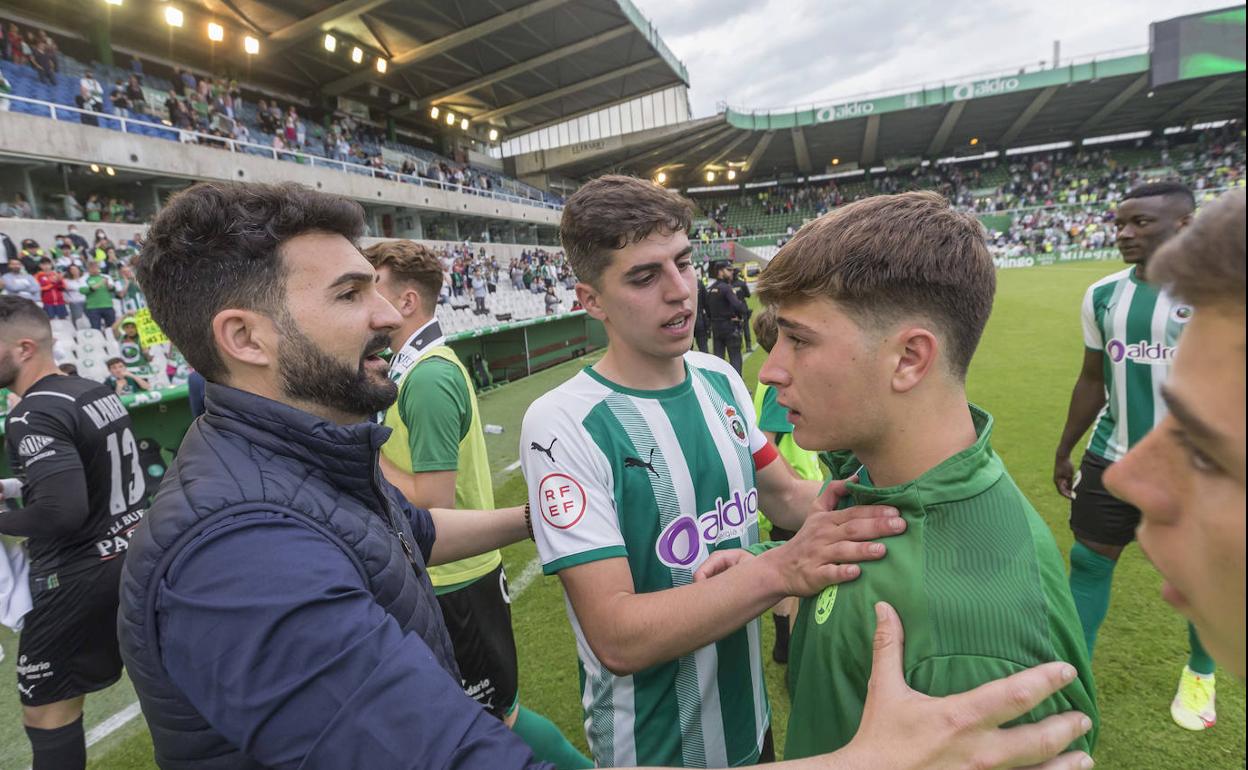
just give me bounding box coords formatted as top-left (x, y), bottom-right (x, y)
top-left (86, 701), bottom-right (143, 747)
top-left (509, 556), bottom-right (543, 599)
top-left (502, 458), bottom-right (522, 473)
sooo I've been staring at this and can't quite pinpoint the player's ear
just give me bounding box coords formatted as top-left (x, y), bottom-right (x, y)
top-left (212, 308), bottom-right (278, 374)
top-left (577, 281), bottom-right (606, 322)
top-left (891, 326), bottom-right (938, 394)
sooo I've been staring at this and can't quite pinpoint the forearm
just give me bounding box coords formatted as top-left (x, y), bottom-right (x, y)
top-left (1056, 378), bottom-right (1106, 456)
top-left (427, 505), bottom-right (527, 565)
top-left (0, 470), bottom-right (89, 538)
top-left (760, 476), bottom-right (823, 531)
top-left (583, 555), bottom-right (786, 674)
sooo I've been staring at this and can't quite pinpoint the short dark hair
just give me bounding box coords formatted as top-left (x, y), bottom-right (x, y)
top-left (1123, 181), bottom-right (1195, 211)
top-left (134, 182), bottom-right (365, 381)
top-left (361, 240), bottom-right (443, 310)
top-left (1151, 189), bottom-right (1245, 310)
top-left (758, 191), bottom-right (994, 379)
top-left (106, 357), bottom-right (125, 368)
top-left (559, 175), bottom-right (692, 287)
top-left (0, 296), bottom-right (51, 345)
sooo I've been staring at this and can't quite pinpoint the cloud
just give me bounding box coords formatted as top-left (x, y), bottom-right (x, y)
top-left (634, 0), bottom-right (1235, 116)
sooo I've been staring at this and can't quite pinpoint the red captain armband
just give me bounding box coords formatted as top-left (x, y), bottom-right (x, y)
top-left (752, 442), bottom-right (779, 471)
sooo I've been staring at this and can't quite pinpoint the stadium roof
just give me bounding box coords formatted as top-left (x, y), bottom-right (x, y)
top-left (521, 50), bottom-right (1245, 187)
top-left (4, 0), bottom-right (688, 137)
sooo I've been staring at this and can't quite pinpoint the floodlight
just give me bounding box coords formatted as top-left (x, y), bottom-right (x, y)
top-left (969, 137), bottom-right (979, 146)
top-left (446, 111), bottom-right (456, 125)
top-left (104, 0), bottom-right (123, 6)
top-left (351, 46), bottom-right (363, 64)
top-left (705, 170), bottom-right (715, 183)
top-left (726, 169), bottom-right (737, 181)
top-left (207, 23), bottom-right (224, 42)
top-left (244, 36), bottom-right (259, 55)
top-left (105, 166), bottom-right (116, 176)
top-left (323, 34), bottom-right (337, 52)
top-left (655, 171), bottom-right (667, 184)
top-left (90, 163), bottom-right (100, 173)
top-left (164, 6), bottom-right (184, 27)
top-left (430, 106), bottom-right (440, 120)
top-left (831, 157), bottom-right (840, 165)
top-left (375, 58), bottom-right (387, 74)
top-left (488, 128), bottom-right (499, 142)
top-left (460, 118), bottom-right (469, 130)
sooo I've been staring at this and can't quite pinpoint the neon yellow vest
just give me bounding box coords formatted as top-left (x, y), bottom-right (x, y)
top-left (382, 345), bottom-right (501, 589)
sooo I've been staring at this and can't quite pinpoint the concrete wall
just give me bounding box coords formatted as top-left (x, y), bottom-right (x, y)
top-left (0, 216), bottom-right (556, 263)
top-left (0, 112), bottom-right (561, 228)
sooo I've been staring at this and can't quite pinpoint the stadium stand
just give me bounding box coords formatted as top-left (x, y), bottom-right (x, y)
top-left (0, 19), bottom-right (562, 210)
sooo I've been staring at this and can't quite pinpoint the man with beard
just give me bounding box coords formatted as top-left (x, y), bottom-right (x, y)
top-left (0, 296), bottom-right (147, 770)
top-left (115, 181), bottom-right (1095, 770)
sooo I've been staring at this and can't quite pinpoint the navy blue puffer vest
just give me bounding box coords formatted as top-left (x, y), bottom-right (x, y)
top-left (117, 383), bottom-right (458, 768)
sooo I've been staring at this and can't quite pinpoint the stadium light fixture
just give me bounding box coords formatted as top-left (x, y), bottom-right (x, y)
top-left (90, 163), bottom-right (100, 173)
top-left (104, 0), bottom-right (123, 6)
top-left (460, 118), bottom-right (469, 130)
top-left (323, 34), bottom-right (337, 53)
top-left (831, 157), bottom-right (840, 166)
top-left (488, 128), bottom-right (499, 142)
top-left (351, 46), bottom-right (364, 64)
top-left (105, 166), bottom-right (116, 176)
top-left (164, 6), bottom-right (184, 27)
top-left (726, 169), bottom-right (737, 181)
top-left (655, 171), bottom-right (667, 185)
top-left (375, 58), bottom-right (387, 74)
top-left (244, 36), bottom-right (259, 55)
top-left (429, 106), bottom-right (440, 120)
top-left (969, 137), bottom-right (979, 146)
top-left (446, 111), bottom-right (456, 126)
top-left (705, 170), bottom-right (715, 183)
top-left (207, 22), bottom-right (224, 42)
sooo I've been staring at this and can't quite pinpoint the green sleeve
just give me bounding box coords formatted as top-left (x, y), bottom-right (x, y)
top-left (400, 358), bottom-right (472, 472)
top-left (756, 386), bottom-right (793, 434)
top-left (906, 655), bottom-right (1098, 754)
top-left (745, 540), bottom-right (783, 556)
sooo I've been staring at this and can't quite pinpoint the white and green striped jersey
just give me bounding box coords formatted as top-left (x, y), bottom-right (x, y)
top-left (1082, 266), bottom-right (1193, 461)
top-left (521, 351), bottom-right (775, 768)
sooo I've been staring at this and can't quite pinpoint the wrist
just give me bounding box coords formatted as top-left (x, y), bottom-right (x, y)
top-left (753, 546), bottom-right (791, 601)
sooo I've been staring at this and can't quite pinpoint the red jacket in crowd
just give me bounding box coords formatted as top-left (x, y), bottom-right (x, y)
top-left (35, 270), bottom-right (66, 306)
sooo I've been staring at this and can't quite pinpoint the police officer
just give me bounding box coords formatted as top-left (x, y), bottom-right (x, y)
top-left (705, 260), bottom-right (748, 373)
top-left (693, 266), bottom-right (710, 353)
top-left (732, 267), bottom-right (753, 353)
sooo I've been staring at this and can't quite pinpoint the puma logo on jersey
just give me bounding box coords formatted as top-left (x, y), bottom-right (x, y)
top-left (624, 448), bottom-right (659, 478)
top-left (530, 438), bottom-right (558, 462)
top-left (7, 413), bottom-right (29, 426)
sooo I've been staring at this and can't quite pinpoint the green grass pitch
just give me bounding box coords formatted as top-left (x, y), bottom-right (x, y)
top-left (0, 260), bottom-right (1242, 768)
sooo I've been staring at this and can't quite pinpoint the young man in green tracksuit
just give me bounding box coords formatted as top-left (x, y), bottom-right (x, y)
top-left (749, 191), bottom-right (1099, 757)
top-left (364, 240), bottom-right (591, 770)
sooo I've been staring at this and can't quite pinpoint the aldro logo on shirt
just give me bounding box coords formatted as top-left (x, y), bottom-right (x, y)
top-left (655, 488), bottom-right (760, 569)
top-left (1106, 339), bottom-right (1176, 365)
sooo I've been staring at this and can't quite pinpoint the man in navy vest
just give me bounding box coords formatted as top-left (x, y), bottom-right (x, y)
top-left (117, 181), bottom-right (1094, 770)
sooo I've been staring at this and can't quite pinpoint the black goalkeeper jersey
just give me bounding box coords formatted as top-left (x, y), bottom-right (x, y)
top-left (4, 374), bottom-right (148, 573)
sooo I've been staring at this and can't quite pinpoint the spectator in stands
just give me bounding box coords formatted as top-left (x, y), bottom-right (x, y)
top-left (126, 74), bottom-right (146, 114)
top-left (84, 194), bottom-right (102, 222)
top-left (18, 239), bottom-right (46, 272)
top-left (112, 316), bottom-right (149, 367)
top-left (472, 271), bottom-right (488, 313)
top-left (64, 223), bottom-right (88, 252)
top-left (104, 357), bottom-right (150, 395)
top-left (80, 259), bottom-right (116, 330)
top-left (0, 69), bottom-right (10, 113)
top-left (34, 257), bottom-right (66, 319)
top-left (543, 285), bottom-right (561, 315)
top-left (79, 70), bottom-right (103, 108)
top-left (58, 191), bottom-right (84, 221)
top-left (3, 22), bottom-right (22, 64)
top-left (62, 262), bottom-right (87, 327)
top-left (75, 83), bottom-right (100, 127)
top-left (114, 263), bottom-right (146, 314)
top-left (30, 39), bottom-right (56, 86)
top-left (5, 193), bottom-right (33, 219)
top-left (2, 258), bottom-right (40, 302)
top-left (109, 79), bottom-right (131, 118)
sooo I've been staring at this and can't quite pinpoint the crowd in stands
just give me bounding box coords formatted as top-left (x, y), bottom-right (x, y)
top-left (0, 18), bottom-right (563, 208)
top-left (435, 244), bottom-right (577, 319)
top-left (695, 125), bottom-right (1245, 255)
top-left (0, 189), bottom-right (143, 222)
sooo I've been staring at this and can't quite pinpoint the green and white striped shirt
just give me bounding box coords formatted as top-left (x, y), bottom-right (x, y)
top-left (521, 351), bottom-right (774, 768)
top-left (1082, 267), bottom-right (1193, 461)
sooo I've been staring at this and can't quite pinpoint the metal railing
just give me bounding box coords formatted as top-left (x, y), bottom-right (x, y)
top-left (0, 93), bottom-right (563, 212)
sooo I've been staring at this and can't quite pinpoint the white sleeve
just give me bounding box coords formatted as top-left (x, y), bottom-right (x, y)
top-left (1080, 286), bottom-right (1102, 350)
top-left (521, 396), bottom-right (625, 575)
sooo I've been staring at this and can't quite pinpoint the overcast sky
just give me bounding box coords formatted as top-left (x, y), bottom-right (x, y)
top-left (633, 0), bottom-right (1238, 117)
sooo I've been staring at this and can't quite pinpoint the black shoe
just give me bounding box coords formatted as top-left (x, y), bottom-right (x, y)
top-left (772, 614), bottom-right (790, 664)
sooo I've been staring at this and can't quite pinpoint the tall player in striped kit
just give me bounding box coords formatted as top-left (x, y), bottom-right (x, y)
top-left (1053, 181), bottom-right (1218, 731)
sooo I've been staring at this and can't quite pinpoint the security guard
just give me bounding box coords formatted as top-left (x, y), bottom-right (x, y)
top-left (732, 267), bottom-right (754, 353)
top-left (704, 259), bottom-right (748, 373)
top-left (693, 267), bottom-right (710, 353)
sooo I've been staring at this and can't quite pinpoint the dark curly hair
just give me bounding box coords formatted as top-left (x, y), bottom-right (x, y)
top-left (134, 182), bottom-right (364, 380)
